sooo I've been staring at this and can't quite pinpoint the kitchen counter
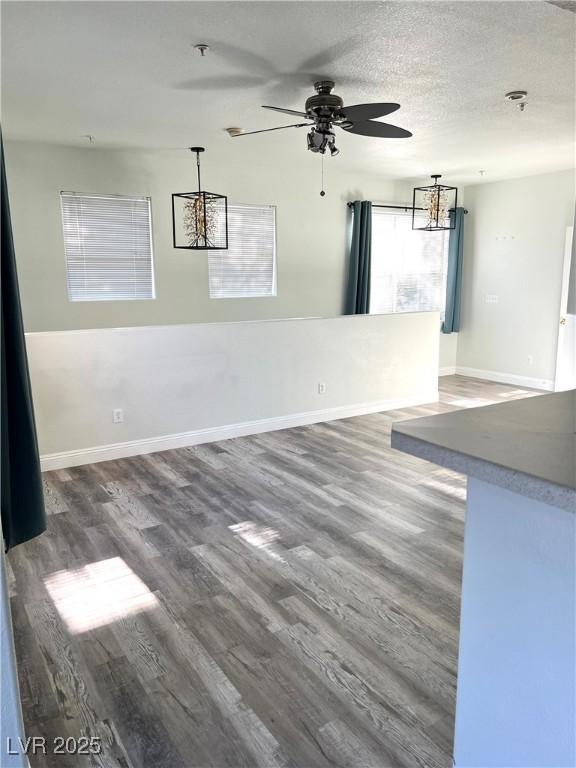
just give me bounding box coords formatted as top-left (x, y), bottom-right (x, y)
top-left (391, 390), bottom-right (576, 768)
top-left (391, 389), bottom-right (576, 512)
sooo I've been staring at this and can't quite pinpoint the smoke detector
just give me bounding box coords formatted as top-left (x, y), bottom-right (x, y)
top-left (505, 91), bottom-right (528, 111)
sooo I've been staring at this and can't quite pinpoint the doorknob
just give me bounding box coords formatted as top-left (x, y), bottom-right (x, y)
top-left (560, 317), bottom-right (567, 325)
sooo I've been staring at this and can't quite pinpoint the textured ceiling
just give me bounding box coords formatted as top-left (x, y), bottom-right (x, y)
top-left (1, 1), bottom-right (575, 182)
top-left (547, 1), bottom-right (576, 12)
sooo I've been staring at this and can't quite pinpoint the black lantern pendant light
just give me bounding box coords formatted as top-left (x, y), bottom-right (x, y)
top-left (412, 174), bottom-right (458, 231)
top-left (172, 147), bottom-right (228, 249)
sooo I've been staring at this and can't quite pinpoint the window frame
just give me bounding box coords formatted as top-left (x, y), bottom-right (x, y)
top-left (60, 191), bottom-right (156, 303)
top-left (208, 203), bottom-right (277, 300)
top-left (369, 205), bottom-right (450, 319)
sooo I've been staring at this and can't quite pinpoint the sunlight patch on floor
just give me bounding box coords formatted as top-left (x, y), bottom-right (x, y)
top-left (498, 389), bottom-right (540, 398)
top-left (450, 398), bottom-right (499, 408)
top-left (229, 521), bottom-right (285, 561)
top-left (426, 476), bottom-right (467, 501)
top-left (44, 557), bottom-right (158, 634)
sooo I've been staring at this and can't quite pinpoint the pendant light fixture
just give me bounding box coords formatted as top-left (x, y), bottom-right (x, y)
top-left (172, 147), bottom-right (228, 249)
top-left (412, 174), bottom-right (458, 231)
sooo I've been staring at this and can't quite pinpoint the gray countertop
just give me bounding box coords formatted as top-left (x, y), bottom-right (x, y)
top-left (391, 390), bottom-right (576, 512)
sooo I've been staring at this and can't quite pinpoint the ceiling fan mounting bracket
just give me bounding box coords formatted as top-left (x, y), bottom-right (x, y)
top-left (193, 44), bottom-right (210, 57)
top-left (313, 80), bottom-right (336, 94)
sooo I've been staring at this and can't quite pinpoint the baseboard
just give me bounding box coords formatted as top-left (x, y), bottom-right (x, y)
top-left (439, 366), bottom-right (456, 376)
top-left (40, 390), bottom-right (439, 471)
top-left (454, 366), bottom-right (554, 391)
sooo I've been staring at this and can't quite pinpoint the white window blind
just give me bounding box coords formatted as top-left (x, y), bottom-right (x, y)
top-left (61, 192), bottom-right (155, 302)
top-left (370, 208), bottom-right (449, 316)
top-left (208, 204), bottom-right (276, 299)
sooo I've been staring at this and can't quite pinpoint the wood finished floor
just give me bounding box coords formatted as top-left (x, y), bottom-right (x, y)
top-left (7, 376), bottom-right (543, 768)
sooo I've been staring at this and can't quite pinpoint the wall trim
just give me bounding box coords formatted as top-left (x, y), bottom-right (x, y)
top-left (439, 366), bottom-right (457, 376)
top-left (454, 366), bottom-right (554, 391)
top-left (40, 390), bottom-right (439, 471)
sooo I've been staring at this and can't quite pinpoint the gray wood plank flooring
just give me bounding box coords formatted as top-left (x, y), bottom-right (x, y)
top-left (8, 376), bottom-right (543, 768)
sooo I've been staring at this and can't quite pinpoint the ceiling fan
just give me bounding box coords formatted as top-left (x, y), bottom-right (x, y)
top-left (229, 80), bottom-right (412, 155)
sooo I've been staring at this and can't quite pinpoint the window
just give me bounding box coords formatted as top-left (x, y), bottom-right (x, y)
top-left (208, 204), bottom-right (276, 299)
top-left (61, 192), bottom-right (155, 302)
top-left (370, 208), bottom-right (449, 316)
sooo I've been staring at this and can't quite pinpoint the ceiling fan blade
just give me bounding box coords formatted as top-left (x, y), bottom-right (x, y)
top-left (174, 75), bottom-right (265, 91)
top-left (262, 105), bottom-right (309, 118)
top-left (341, 103), bottom-right (400, 122)
top-left (297, 35), bottom-right (363, 74)
top-left (342, 120), bottom-right (412, 138)
top-left (263, 74), bottom-right (371, 104)
top-left (230, 122), bottom-right (312, 137)
top-left (203, 41), bottom-right (275, 78)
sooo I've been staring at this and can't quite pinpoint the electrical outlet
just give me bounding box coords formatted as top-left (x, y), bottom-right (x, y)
top-left (317, 382), bottom-right (327, 395)
top-left (112, 408), bottom-right (124, 424)
top-left (485, 294), bottom-right (499, 304)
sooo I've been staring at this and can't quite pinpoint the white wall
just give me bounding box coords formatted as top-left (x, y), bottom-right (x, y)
top-left (439, 333), bottom-right (458, 373)
top-left (456, 169), bottom-right (575, 388)
top-left (5, 140), bottom-right (408, 332)
top-left (26, 312), bottom-right (439, 469)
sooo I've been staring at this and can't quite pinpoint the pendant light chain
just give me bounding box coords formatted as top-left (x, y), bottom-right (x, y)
top-left (195, 150), bottom-right (202, 194)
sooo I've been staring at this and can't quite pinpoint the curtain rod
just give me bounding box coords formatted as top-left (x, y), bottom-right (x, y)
top-left (347, 202), bottom-right (468, 214)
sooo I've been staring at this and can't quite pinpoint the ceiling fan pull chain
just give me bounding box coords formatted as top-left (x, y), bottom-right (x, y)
top-left (320, 154), bottom-right (326, 197)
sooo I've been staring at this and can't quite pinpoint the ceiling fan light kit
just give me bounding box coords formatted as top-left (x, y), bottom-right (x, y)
top-left (412, 174), bottom-right (458, 231)
top-left (230, 80), bottom-right (412, 157)
top-left (172, 147), bottom-right (228, 250)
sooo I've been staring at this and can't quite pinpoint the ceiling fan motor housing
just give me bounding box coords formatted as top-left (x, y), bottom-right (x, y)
top-left (305, 80), bottom-right (344, 122)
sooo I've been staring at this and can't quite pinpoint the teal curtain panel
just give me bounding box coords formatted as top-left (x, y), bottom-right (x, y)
top-left (442, 206), bottom-right (465, 334)
top-left (1, 136), bottom-right (46, 550)
top-left (347, 201), bottom-right (372, 314)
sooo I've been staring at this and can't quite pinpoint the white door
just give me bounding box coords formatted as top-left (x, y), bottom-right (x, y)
top-left (554, 226), bottom-right (576, 391)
